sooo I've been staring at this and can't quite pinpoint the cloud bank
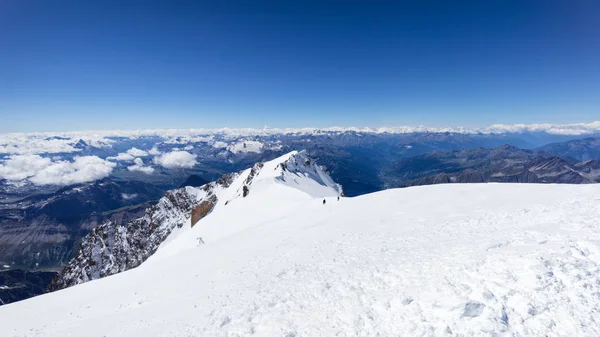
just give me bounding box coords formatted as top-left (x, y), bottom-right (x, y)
top-left (153, 151), bottom-right (197, 169)
top-left (0, 155), bottom-right (53, 181)
top-left (127, 158), bottom-right (155, 174)
top-left (125, 147), bottom-right (149, 157)
top-left (148, 147), bottom-right (161, 155)
top-left (0, 135), bottom-right (114, 155)
top-left (3, 121), bottom-right (600, 144)
top-left (107, 147), bottom-right (150, 162)
top-left (0, 155), bottom-right (116, 186)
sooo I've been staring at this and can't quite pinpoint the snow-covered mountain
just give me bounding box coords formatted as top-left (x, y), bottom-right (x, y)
top-left (2, 179), bottom-right (600, 335)
top-left (2, 151), bottom-right (600, 336)
top-left (48, 151), bottom-right (342, 291)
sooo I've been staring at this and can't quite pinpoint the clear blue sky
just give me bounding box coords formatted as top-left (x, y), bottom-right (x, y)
top-left (1, 1), bottom-right (599, 132)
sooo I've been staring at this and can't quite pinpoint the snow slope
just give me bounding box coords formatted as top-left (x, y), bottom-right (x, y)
top-left (151, 150), bottom-right (343, 260)
top-left (2, 182), bottom-right (600, 336)
top-left (48, 150), bottom-right (342, 289)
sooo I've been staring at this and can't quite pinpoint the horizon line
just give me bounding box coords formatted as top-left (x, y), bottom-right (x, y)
top-left (1, 120), bottom-right (600, 138)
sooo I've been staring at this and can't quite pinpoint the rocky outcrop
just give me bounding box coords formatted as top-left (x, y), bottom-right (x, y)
top-left (46, 172), bottom-right (242, 291)
top-left (191, 198), bottom-right (216, 227)
top-left (46, 187), bottom-right (207, 291)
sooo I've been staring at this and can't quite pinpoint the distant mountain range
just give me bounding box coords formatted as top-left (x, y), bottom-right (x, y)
top-left (397, 145), bottom-right (600, 187)
top-left (537, 137), bottom-right (600, 161)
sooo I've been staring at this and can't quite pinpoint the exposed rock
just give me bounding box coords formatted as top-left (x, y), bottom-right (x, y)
top-left (215, 173), bottom-right (235, 188)
top-left (245, 162), bottom-right (264, 185)
top-left (191, 198), bottom-right (216, 227)
top-left (47, 187), bottom-right (205, 292)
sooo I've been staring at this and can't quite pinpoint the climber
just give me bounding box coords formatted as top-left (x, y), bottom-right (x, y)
top-left (323, 199), bottom-right (326, 205)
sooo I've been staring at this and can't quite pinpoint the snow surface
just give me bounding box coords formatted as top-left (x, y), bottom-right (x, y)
top-left (153, 151), bottom-right (342, 256)
top-left (2, 182), bottom-right (600, 336)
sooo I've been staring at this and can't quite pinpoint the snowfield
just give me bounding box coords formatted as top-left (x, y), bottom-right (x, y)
top-left (2, 174), bottom-right (600, 335)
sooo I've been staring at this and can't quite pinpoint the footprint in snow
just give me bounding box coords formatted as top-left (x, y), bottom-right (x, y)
top-left (462, 301), bottom-right (486, 318)
top-left (401, 297), bottom-right (413, 305)
top-left (219, 316), bottom-right (231, 327)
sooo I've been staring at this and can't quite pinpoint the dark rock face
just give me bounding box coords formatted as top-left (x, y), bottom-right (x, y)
top-left (191, 199), bottom-right (216, 227)
top-left (215, 173), bottom-right (235, 188)
top-left (46, 166), bottom-right (251, 291)
top-left (0, 269), bottom-right (57, 306)
top-left (245, 163), bottom-right (263, 185)
top-left (46, 187), bottom-right (204, 291)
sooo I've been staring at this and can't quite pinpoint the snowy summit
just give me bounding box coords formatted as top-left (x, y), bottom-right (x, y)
top-left (2, 152), bottom-right (600, 336)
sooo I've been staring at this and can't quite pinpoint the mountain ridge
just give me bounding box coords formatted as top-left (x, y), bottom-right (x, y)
top-left (48, 151), bottom-right (342, 291)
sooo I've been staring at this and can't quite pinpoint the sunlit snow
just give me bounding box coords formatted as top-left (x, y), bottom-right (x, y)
top-left (1, 153), bottom-right (600, 336)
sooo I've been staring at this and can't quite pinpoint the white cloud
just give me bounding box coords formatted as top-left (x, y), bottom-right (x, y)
top-left (107, 153), bottom-right (135, 161)
top-left (0, 135), bottom-right (114, 155)
top-left (153, 151), bottom-right (197, 169)
top-left (0, 155), bottom-right (53, 181)
top-left (127, 158), bottom-right (155, 174)
top-left (30, 156), bottom-right (116, 186)
top-left (121, 193), bottom-right (138, 200)
top-left (125, 147), bottom-right (149, 157)
top-left (163, 135), bottom-right (214, 144)
top-left (2, 121), bottom-right (600, 159)
top-left (184, 145), bottom-right (194, 151)
top-left (483, 121), bottom-right (600, 135)
top-left (0, 138), bottom-right (79, 155)
top-left (148, 147), bottom-right (161, 155)
top-left (212, 141), bottom-right (228, 149)
top-left (0, 155), bottom-right (116, 186)
top-left (107, 147), bottom-right (150, 162)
